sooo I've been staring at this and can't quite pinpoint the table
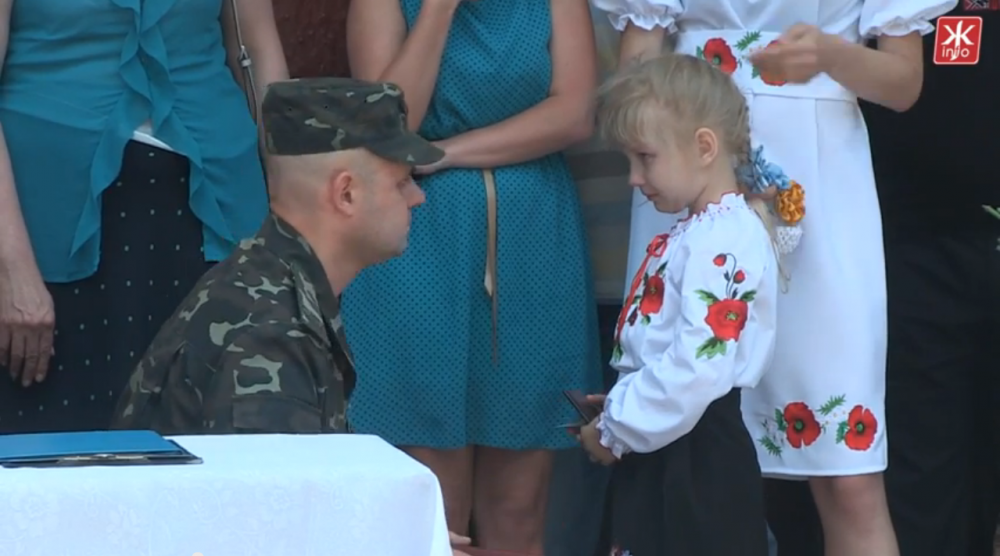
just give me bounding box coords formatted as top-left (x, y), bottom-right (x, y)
top-left (0, 434), bottom-right (452, 556)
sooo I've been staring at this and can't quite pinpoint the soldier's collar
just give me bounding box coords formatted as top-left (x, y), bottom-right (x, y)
top-left (258, 212), bottom-right (341, 318)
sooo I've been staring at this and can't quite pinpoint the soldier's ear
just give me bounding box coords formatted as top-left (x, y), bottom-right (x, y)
top-left (325, 168), bottom-right (359, 216)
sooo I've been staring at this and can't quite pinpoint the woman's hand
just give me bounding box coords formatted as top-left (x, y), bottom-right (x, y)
top-left (413, 141), bottom-right (452, 175)
top-left (424, 0), bottom-right (476, 11)
top-left (749, 24), bottom-right (842, 84)
top-left (578, 416), bottom-right (618, 466)
top-left (0, 263), bottom-right (55, 386)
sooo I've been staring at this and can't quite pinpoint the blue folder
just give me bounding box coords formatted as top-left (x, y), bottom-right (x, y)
top-left (0, 430), bottom-right (201, 468)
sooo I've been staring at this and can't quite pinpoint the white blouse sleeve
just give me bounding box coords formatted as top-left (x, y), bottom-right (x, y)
top-left (590, 0), bottom-right (684, 32)
top-left (597, 223), bottom-right (777, 458)
top-left (859, 0), bottom-right (958, 37)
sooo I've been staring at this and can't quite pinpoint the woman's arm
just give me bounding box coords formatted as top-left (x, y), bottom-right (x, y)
top-left (0, 0), bottom-right (56, 385)
top-left (618, 22), bottom-right (667, 67)
top-left (0, 0), bottom-right (29, 267)
top-left (0, 130), bottom-right (30, 268)
top-left (439, 0), bottom-right (597, 169)
top-left (590, 0), bottom-right (679, 66)
top-left (821, 33), bottom-right (924, 112)
top-left (221, 0), bottom-right (289, 116)
top-left (347, 0), bottom-right (460, 131)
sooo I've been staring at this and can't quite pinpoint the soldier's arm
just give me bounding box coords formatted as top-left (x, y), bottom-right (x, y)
top-left (112, 345), bottom-right (192, 433)
top-left (209, 324), bottom-right (334, 434)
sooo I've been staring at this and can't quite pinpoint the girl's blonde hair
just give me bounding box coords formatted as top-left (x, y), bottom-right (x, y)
top-left (596, 53), bottom-right (781, 264)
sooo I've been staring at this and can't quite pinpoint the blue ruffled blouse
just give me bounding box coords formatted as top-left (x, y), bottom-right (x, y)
top-left (0, 0), bottom-right (268, 282)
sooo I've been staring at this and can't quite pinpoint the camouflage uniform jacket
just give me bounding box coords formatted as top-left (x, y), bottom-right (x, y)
top-left (112, 213), bottom-right (356, 434)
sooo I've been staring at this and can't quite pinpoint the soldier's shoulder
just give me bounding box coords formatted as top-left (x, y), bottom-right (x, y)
top-left (163, 241), bottom-right (299, 349)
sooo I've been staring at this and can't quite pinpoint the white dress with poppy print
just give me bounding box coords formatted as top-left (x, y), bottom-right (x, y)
top-left (597, 194), bottom-right (778, 458)
top-left (591, 0), bottom-right (957, 476)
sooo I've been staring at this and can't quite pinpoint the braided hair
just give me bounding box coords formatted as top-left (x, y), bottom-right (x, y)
top-left (596, 53), bottom-right (783, 272)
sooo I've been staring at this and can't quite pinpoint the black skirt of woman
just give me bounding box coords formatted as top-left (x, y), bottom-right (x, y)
top-left (0, 141), bottom-right (214, 434)
top-left (608, 389), bottom-right (770, 556)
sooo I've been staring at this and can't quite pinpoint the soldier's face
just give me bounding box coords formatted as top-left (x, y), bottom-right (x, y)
top-left (362, 159), bottom-right (425, 259)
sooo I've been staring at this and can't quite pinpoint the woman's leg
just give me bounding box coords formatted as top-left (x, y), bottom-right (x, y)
top-left (403, 446), bottom-right (475, 535)
top-left (472, 447), bottom-right (553, 554)
top-left (810, 473), bottom-right (899, 556)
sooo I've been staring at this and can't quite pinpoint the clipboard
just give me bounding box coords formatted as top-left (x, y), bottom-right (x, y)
top-left (0, 430), bottom-right (202, 469)
top-left (460, 548), bottom-right (531, 556)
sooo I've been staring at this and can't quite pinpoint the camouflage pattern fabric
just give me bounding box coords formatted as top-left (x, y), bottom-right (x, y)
top-left (112, 213), bottom-right (355, 434)
top-left (261, 76), bottom-right (444, 166)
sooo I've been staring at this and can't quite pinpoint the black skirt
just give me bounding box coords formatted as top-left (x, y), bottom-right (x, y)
top-left (609, 389), bottom-right (769, 556)
top-left (0, 141), bottom-right (213, 433)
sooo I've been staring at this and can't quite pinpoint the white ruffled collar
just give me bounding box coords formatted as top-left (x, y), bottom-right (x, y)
top-left (670, 191), bottom-right (747, 235)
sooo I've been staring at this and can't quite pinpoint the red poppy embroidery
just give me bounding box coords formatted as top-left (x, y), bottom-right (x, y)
top-left (699, 38), bottom-right (738, 74)
top-left (756, 40), bottom-right (788, 86)
top-left (757, 394), bottom-right (873, 456)
top-left (783, 402), bottom-right (821, 448)
top-left (693, 253), bottom-right (756, 359)
top-left (840, 405), bottom-right (878, 451)
top-left (612, 234), bottom-right (670, 362)
top-left (639, 275), bottom-right (665, 315)
top-left (705, 300), bottom-right (749, 342)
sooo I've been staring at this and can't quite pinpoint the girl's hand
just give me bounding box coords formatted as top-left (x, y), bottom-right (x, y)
top-left (578, 416), bottom-right (617, 466)
top-left (749, 24), bottom-right (842, 84)
top-left (413, 141), bottom-right (452, 175)
top-left (449, 531), bottom-right (471, 556)
top-left (449, 532), bottom-right (470, 546)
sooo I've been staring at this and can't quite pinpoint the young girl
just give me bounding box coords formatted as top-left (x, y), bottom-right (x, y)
top-left (592, 1), bottom-right (950, 554)
top-left (578, 53), bottom-right (778, 555)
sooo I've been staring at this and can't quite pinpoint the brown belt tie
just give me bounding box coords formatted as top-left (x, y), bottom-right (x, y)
top-left (483, 169), bottom-right (499, 365)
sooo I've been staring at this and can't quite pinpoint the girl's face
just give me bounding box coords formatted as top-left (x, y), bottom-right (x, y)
top-left (624, 132), bottom-right (707, 214)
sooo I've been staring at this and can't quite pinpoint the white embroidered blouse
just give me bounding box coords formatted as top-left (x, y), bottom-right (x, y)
top-left (598, 193), bottom-right (778, 457)
top-left (589, 0), bottom-right (949, 38)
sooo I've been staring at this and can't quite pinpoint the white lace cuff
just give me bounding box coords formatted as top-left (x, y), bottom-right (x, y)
top-left (591, 0), bottom-right (682, 32)
top-left (859, 0), bottom-right (957, 37)
top-left (597, 414), bottom-right (632, 459)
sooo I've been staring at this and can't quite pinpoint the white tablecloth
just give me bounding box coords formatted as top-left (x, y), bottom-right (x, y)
top-left (0, 434), bottom-right (452, 556)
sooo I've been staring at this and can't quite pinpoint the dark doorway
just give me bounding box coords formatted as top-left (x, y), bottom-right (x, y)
top-left (273, 0), bottom-right (350, 78)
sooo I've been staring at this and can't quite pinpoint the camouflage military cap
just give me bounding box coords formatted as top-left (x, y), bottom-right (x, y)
top-left (262, 77), bottom-right (444, 166)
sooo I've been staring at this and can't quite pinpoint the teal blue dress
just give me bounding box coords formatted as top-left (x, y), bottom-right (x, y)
top-left (342, 0), bottom-right (602, 450)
